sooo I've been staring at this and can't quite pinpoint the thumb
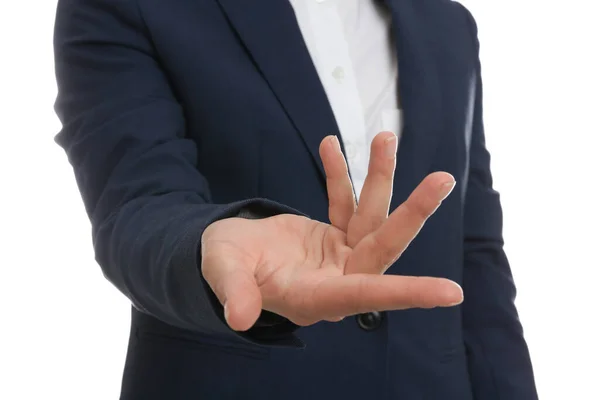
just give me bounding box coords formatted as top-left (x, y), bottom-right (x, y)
top-left (222, 269), bottom-right (263, 331)
top-left (202, 250), bottom-right (262, 332)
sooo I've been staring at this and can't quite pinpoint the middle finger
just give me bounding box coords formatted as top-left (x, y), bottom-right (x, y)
top-left (347, 131), bottom-right (398, 247)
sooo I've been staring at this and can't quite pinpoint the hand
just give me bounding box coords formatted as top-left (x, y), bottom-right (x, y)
top-left (201, 131), bottom-right (462, 331)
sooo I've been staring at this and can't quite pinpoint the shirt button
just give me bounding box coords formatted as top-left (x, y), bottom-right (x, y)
top-left (332, 66), bottom-right (345, 83)
top-left (356, 312), bottom-right (384, 331)
top-left (344, 141), bottom-right (357, 160)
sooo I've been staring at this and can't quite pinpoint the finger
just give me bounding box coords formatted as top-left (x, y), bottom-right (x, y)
top-left (310, 274), bottom-right (463, 318)
top-left (319, 135), bottom-right (356, 232)
top-left (201, 250), bottom-right (262, 332)
top-left (345, 172), bottom-right (455, 274)
top-left (347, 131), bottom-right (397, 247)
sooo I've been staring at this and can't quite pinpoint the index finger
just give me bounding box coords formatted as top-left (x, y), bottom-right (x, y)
top-left (345, 172), bottom-right (455, 275)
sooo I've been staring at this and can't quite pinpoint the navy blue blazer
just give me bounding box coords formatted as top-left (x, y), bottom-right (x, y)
top-left (54, 0), bottom-right (537, 399)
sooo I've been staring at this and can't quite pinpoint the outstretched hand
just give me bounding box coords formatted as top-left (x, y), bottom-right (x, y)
top-left (201, 131), bottom-right (462, 331)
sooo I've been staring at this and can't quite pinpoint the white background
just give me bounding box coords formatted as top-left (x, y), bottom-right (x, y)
top-left (0, 1), bottom-right (598, 399)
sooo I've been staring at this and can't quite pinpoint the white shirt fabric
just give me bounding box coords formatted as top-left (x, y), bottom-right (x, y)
top-left (289, 0), bottom-right (402, 197)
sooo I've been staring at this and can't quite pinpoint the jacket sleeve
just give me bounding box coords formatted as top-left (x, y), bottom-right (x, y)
top-left (53, 0), bottom-right (301, 346)
top-left (459, 6), bottom-right (538, 399)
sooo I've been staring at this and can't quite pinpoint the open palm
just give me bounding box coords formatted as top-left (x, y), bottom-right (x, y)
top-left (201, 132), bottom-right (462, 331)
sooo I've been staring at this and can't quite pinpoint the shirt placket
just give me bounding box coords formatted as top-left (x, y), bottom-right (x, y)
top-left (306, 0), bottom-right (368, 199)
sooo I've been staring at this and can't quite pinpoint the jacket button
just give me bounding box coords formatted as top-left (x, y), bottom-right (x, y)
top-left (356, 312), bottom-right (383, 331)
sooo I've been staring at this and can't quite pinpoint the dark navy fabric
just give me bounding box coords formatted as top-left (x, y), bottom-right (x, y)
top-left (53, 0), bottom-right (537, 398)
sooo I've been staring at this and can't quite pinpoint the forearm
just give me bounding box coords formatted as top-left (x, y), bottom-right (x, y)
top-left (53, 0), bottom-right (301, 344)
top-left (95, 194), bottom-right (294, 335)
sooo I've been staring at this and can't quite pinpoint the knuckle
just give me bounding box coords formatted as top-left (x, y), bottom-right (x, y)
top-left (367, 214), bottom-right (387, 231)
top-left (367, 170), bottom-right (393, 189)
top-left (404, 198), bottom-right (432, 221)
top-left (369, 235), bottom-right (389, 272)
top-left (354, 278), bottom-right (367, 306)
top-left (354, 212), bottom-right (386, 233)
top-left (347, 292), bottom-right (363, 316)
top-left (406, 278), bottom-right (432, 308)
top-left (404, 278), bottom-right (420, 307)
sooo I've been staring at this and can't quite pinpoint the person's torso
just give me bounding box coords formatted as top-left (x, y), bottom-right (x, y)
top-left (120, 1), bottom-right (477, 399)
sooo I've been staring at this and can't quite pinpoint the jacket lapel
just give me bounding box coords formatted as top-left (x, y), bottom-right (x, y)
top-left (217, 0), bottom-right (444, 200)
top-left (216, 0), bottom-right (341, 181)
top-left (384, 0), bottom-right (444, 202)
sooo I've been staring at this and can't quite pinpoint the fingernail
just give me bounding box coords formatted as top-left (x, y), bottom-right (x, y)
top-left (384, 135), bottom-right (398, 159)
top-left (439, 180), bottom-right (456, 200)
top-left (330, 135), bottom-right (341, 153)
top-left (449, 283), bottom-right (464, 306)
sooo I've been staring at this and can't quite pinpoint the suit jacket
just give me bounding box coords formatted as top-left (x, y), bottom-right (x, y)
top-left (53, 0), bottom-right (537, 398)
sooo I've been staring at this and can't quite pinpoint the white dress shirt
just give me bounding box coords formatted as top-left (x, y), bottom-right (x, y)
top-left (289, 0), bottom-right (402, 197)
